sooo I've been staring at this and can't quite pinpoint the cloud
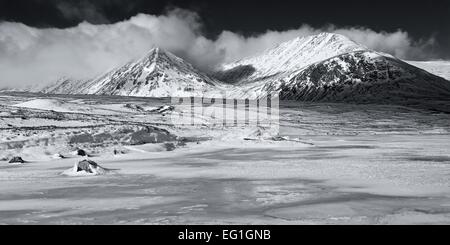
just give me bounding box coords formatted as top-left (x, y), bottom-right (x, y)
top-left (0, 9), bottom-right (222, 88)
top-left (0, 8), bottom-right (439, 88)
top-left (331, 27), bottom-right (437, 60)
top-left (56, 0), bottom-right (109, 24)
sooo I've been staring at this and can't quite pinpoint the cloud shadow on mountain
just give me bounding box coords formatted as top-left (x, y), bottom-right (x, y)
top-left (213, 65), bottom-right (256, 84)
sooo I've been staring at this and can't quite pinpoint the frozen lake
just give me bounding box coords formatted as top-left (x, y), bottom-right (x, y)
top-left (0, 93), bottom-right (449, 224)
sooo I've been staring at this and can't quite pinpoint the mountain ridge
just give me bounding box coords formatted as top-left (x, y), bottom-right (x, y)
top-left (42, 47), bottom-right (225, 97)
top-left (217, 33), bottom-right (370, 84)
top-left (15, 32), bottom-right (450, 112)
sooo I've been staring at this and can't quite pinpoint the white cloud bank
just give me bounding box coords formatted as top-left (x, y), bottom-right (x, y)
top-left (0, 9), bottom-right (437, 88)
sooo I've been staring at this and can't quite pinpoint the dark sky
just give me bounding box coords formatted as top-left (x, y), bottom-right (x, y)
top-left (0, 0), bottom-right (449, 56)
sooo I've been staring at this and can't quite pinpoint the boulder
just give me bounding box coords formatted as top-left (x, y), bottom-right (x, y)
top-left (75, 149), bottom-right (88, 156)
top-left (62, 159), bottom-right (114, 176)
top-left (164, 143), bottom-right (176, 151)
top-left (76, 159), bottom-right (98, 173)
top-left (52, 153), bottom-right (65, 159)
top-left (149, 105), bottom-right (175, 114)
top-left (113, 149), bottom-right (126, 155)
top-left (9, 156), bottom-right (25, 164)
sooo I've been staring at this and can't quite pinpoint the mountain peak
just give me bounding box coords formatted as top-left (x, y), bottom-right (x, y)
top-left (314, 32), bottom-right (352, 41)
top-left (274, 32), bottom-right (364, 56)
top-left (221, 33), bottom-right (367, 83)
top-left (143, 47), bottom-right (168, 60)
top-left (139, 47), bottom-right (188, 68)
top-left (145, 47), bottom-right (169, 56)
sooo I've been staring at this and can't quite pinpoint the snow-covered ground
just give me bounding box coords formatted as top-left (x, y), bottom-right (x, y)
top-left (0, 92), bottom-right (449, 224)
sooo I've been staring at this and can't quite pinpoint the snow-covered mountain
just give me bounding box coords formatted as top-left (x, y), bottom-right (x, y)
top-left (278, 51), bottom-right (450, 103)
top-left (41, 77), bottom-right (92, 94)
top-left (43, 48), bottom-right (224, 97)
top-left (218, 33), bottom-right (450, 107)
top-left (216, 33), bottom-right (368, 84)
top-left (27, 33), bottom-right (450, 111)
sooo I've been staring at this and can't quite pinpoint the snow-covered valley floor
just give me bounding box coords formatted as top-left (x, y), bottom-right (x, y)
top-left (0, 92), bottom-right (449, 224)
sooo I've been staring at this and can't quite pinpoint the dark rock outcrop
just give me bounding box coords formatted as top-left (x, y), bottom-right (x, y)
top-left (76, 149), bottom-right (88, 156)
top-left (9, 156), bottom-right (26, 164)
top-left (76, 160), bottom-right (98, 173)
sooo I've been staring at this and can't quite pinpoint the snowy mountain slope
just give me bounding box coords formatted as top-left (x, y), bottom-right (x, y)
top-left (43, 48), bottom-right (225, 97)
top-left (216, 33), bottom-right (368, 84)
top-left (279, 51), bottom-right (450, 103)
top-left (217, 33), bottom-right (450, 110)
top-left (406, 61), bottom-right (450, 81)
top-left (224, 50), bottom-right (450, 106)
top-left (41, 77), bottom-right (93, 94)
